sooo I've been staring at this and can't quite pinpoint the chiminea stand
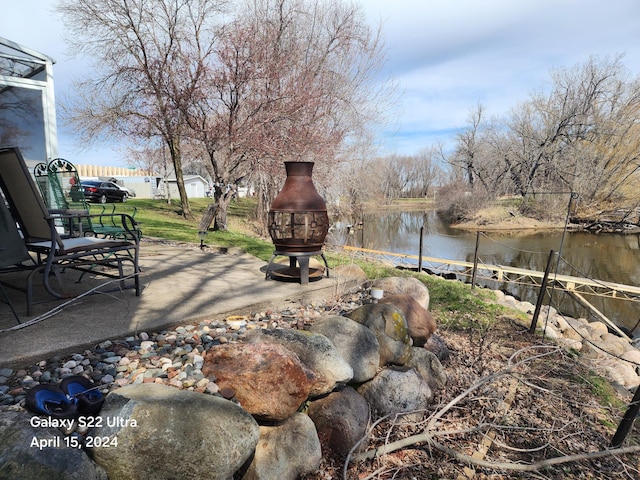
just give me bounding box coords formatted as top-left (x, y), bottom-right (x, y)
top-left (265, 250), bottom-right (329, 285)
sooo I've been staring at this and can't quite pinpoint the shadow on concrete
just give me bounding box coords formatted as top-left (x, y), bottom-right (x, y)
top-left (0, 241), bottom-right (362, 368)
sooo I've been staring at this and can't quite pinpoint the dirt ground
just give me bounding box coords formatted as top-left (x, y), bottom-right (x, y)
top-left (451, 205), bottom-right (569, 232)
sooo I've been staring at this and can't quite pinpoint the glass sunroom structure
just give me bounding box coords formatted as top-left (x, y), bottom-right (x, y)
top-left (0, 37), bottom-right (58, 169)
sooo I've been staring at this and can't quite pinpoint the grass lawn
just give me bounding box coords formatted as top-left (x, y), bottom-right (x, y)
top-left (110, 197), bottom-right (503, 314)
top-left (104, 197), bottom-right (275, 261)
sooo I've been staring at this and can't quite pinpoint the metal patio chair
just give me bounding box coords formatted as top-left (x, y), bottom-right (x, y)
top-left (0, 147), bottom-right (141, 314)
top-left (0, 193), bottom-right (36, 323)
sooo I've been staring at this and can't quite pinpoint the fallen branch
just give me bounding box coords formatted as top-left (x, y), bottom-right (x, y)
top-left (350, 344), bottom-right (640, 475)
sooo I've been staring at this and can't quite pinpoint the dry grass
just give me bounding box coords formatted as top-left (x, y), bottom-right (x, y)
top-left (452, 205), bottom-right (566, 231)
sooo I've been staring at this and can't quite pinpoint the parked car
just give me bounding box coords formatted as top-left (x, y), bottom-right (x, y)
top-left (115, 183), bottom-right (135, 198)
top-left (81, 180), bottom-right (129, 203)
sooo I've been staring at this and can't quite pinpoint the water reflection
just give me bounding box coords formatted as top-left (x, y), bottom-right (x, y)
top-left (327, 209), bottom-right (640, 333)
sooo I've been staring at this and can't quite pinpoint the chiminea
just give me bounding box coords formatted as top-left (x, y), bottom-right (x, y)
top-left (268, 161), bottom-right (329, 253)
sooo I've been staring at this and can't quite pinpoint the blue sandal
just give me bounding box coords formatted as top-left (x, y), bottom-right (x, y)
top-left (60, 375), bottom-right (104, 415)
top-left (25, 384), bottom-right (78, 419)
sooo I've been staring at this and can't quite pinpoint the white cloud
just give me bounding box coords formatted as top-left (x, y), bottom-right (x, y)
top-left (363, 0), bottom-right (640, 154)
top-left (3, 0), bottom-right (640, 163)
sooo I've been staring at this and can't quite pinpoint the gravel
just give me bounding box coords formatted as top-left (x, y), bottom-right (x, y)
top-left (0, 290), bottom-right (369, 408)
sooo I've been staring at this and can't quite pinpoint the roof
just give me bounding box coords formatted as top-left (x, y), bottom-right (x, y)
top-left (0, 36), bottom-right (55, 81)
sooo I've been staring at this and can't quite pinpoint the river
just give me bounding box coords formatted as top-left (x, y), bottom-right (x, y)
top-left (326, 209), bottom-right (640, 334)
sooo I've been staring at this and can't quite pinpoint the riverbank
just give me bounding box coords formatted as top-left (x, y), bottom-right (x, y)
top-left (450, 204), bottom-right (572, 231)
top-left (357, 199), bottom-right (574, 232)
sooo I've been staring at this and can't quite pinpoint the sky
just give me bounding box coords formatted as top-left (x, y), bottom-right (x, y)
top-left (3, 0), bottom-right (640, 166)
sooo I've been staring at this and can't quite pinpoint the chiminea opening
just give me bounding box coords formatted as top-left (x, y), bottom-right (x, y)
top-left (266, 161), bottom-right (330, 284)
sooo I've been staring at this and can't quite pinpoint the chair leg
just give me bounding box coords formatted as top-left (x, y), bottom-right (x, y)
top-left (0, 282), bottom-right (20, 324)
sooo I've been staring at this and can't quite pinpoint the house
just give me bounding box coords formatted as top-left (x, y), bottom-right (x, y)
top-left (165, 175), bottom-right (209, 199)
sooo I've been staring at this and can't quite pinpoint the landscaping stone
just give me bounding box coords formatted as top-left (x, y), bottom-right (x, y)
top-left (346, 303), bottom-right (412, 366)
top-left (307, 386), bottom-right (370, 457)
top-left (358, 368), bottom-right (433, 421)
top-left (380, 293), bottom-right (436, 346)
top-left (202, 342), bottom-right (316, 421)
top-left (0, 408), bottom-right (108, 480)
top-left (1, 284), bottom-right (639, 479)
top-left (404, 347), bottom-right (447, 392)
top-left (241, 413), bottom-right (322, 480)
top-left (90, 383), bottom-right (259, 480)
top-left (371, 276), bottom-right (430, 310)
top-left (244, 328), bottom-right (353, 397)
top-left (309, 315), bottom-right (380, 383)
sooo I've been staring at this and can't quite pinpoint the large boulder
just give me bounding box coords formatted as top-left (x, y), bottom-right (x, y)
top-left (88, 383), bottom-right (260, 480)
top-left (358, 368), bottom-right (433, 421)
top-left (309, 315), bottom-right (380, 383)
top-left (0, 408), bottom-right (107, 480)
top-left (380, 294), bottom-right (436, 346)
top-left (307, 386), bottom-right (370, 458)
top-left (423, 333), bottom-right (450, 362)
top-left (371, 276), bottom-right (430, 310)
top-left (203, 342), bottom-right (316, 421)
top-left (404, 347), bottom-right (447, 392)
top-left (244, 328), bottom-right (353, 397)
top-left (241, 413), bottom-right (322, 480)
top-left (331, 264), bottom-right (368, 283)
top-left (346, 304), bottom-right (412, 366)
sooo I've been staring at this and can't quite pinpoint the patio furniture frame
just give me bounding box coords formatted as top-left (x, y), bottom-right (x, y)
top-left (0, 147), bottom-right (141, 314)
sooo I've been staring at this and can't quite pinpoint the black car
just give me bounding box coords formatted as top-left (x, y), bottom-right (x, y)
top-left (81, 180), bottom-right (129, 203)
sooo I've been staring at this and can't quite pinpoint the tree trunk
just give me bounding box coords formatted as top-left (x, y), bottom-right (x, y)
top-left (214, 189), bottom-right (234, 231)
top-left (167, 137), bottom-right (192, 219)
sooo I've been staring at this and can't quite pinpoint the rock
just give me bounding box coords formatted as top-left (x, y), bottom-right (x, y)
top-left (307, 386), bottom-right (370, 458)
top-left (241, 413), bottom-right (322, 480)
top-left (379, 294), bottom-right (436, 346)
top-left (358, 368), bottom-right (433, 421)
top-left (500, 295), bottom-right (519, 309)
top-left (371, 276), bottom-right (430, 310)
top-left (581, 339), bottom-right (601, 359)
top-left (423, 333), bottom-right (450, 362)
top-left (309, 316), bottom-right (380, 383)
top-left (515, 300), bottom-right (535, 314)
top-left (89, 383), bottom-right (259, 480)
top-left (558, 338), bottom-right (582, 352)
top-left (346, 304), bottom-right (412, 366)
top-left (601, 333), bottom-right (631, 354)
top-left (564, 317), bottom-right (591, 340)
top-left (622, 349), bottom-right (640, 364)
top-left (244, 328), bottom-right (353, 397)
top-left (601, 359), bottom-right (640, 388)
top-left (331, 264), bottom-right (368, 283)
top-left (202, 343), bottom-right (316, 421)
top-left (593, 338), bottom-right (626, 357)
top-left (0, 408), bottom-right (108, 480)
top-left (542, 324), bottom-right (561, 340)
top-left (404, 347), bottom-right (447, 392)
top-left (587, 321), bottom-right (609, 339)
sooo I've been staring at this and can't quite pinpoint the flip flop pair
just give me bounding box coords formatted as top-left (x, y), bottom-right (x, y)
top-left (25, 376), bottom-right (105, 418)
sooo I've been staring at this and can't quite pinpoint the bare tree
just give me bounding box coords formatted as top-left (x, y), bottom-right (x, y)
top-left (500, 56), bottom-right (630, 198)
top-left (450, 103), bottom-right (486, 189)
top-left (57, 0), bottom-right (227, 219)
top-left (413, 147), bottom-right (442, 198)
top-left (182, 0), bottom-right (394, 231)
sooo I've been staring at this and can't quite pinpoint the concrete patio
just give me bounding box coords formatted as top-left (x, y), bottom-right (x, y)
top-left (0, 240), bottom-right (362, 368)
